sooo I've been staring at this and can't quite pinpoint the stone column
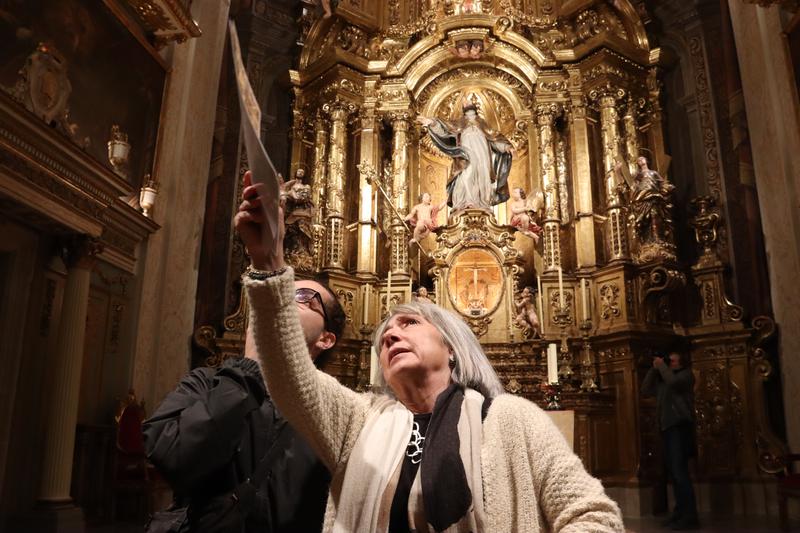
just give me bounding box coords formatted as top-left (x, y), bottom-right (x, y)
top-left (390, 112), bottom-right (412, 278)
top-left (37, 237), bottom-right (102, 529)
top-left (535, 103), bottom-right (561, 273)
top-left (728, 0), bottom-right (800, 452)
top-left (311, 114), bottom-right (328, 270)
top-left (322, 101), bottom-right (352, 271)
top-left (355, 99), bottom-right (380, 279)
top-left (567, 70), bottom-right (597, 269)
top-left (597, 89), bottom-right (629, 262)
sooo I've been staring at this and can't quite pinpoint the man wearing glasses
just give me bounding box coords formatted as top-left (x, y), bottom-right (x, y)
top-left (144, 223), bottom-right (346, 533)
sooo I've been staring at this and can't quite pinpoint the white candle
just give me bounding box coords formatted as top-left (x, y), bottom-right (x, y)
top-left (369, 346), bottom-right (380, 386)
top-left (387, 270), bottom-right (393, 312)
top-left (537, 274), bottom-right (545, 336)
top-left (547, 343), bottom-right (558, 384)
top-left (581, 279), bottom-right (589, 322)
top-left (557, 266), bottom-right (565, 309)
top-left (363, 284), bottom-right (371, 324)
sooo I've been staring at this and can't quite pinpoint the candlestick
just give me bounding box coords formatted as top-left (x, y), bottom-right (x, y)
top-left (557, 266), bottom-right (565, 309)
top-left (581, 279), bottom-right (589, 322)
top-left (547, 343), bottom-right (558, 384)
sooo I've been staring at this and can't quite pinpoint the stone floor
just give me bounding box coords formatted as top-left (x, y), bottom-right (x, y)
top-left (625, 515), bottom-right (792, 532)
top-left (84, 515), bottom-right (795, 532)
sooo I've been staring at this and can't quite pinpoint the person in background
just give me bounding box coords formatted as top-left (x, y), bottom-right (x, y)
top-left (642, 352), bottom-right (700, 530)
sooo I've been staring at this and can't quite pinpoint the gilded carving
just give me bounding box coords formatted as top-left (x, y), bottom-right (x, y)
top-left (687, 36), bottom-right (728, 257)
top-left (599, 283), bottom-right (621, 320)
top-left (336, 289), bottom-right (355, 324)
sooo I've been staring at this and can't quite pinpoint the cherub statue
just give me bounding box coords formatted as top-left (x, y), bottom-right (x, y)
top-left (514, 286), bottom-right (541, 336)
top-left (405, 192), bottom-right (446, 246)
top-left (508, 187), bottom-right (543, 242)
top-left (452, 40), bottom-right (470, 59)
top-left (468, 39), bottom-right (484, 59)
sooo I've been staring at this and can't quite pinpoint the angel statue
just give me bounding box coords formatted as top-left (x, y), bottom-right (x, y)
top-left (514, 286), bottom-right (541, 337)
top-left (615, 155), bottom-right (675, 251)
top-left (509, 187), bottom-right (544, 242)
top-left (405, 192), bottom-right (446, 246)
top-left (417, 98), bottom-right (513, 215)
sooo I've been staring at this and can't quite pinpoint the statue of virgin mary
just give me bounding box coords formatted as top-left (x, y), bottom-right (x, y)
top-left (417, 99), bottom-right (513, 213)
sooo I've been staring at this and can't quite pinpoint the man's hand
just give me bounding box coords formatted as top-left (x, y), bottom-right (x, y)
top-left (653, 356), bottom-right (665, 368)
top-left (233, 171), bottom-right (286, 271)
top-left (416, 115), bottom-right (433, 127)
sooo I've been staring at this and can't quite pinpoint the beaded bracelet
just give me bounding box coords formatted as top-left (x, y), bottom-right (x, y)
top-left (244, 265), bottom-right (288, 280)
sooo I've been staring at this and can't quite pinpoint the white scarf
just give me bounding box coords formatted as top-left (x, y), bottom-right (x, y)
top-left (332, 389), bottom-right (486, 533)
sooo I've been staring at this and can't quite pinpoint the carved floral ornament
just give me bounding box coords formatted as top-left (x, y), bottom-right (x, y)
top-left (124, 0), bottom-right (201, 47)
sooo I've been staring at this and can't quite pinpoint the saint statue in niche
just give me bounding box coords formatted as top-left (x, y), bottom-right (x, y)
top-left (280, 169), bottom-right (316, 271)
top-left (417, 98), bottom-right (513, 215)
top-left (615, 155), bottom-right (675, 248)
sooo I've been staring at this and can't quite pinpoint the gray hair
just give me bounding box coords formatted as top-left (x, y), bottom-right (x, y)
top-left (371, 300), bottom-right (506, 399)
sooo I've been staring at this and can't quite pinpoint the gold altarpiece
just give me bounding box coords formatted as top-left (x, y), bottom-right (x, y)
top-left (196, 0), bottom-right (787, 513)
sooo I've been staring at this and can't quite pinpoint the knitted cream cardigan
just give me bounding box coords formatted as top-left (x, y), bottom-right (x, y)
top-left (245, 269), bottom-right (624, 533)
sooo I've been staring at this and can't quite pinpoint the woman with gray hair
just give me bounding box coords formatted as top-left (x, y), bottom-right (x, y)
top-left (235, 172), bottom-right (624, 532)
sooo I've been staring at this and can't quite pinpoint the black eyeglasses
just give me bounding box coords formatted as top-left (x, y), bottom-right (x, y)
top-left (295, 288), bottom-right (329, 329)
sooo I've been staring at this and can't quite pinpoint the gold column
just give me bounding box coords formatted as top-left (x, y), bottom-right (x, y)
top-left (311, 114), bottom-right (328, 270)
top-left (646, 68), bottom-right (669, 177)
top-left (355, 104), bottom-right (380, 278)
top-left (38, 238), bottom-right (102, 504)
top-left (567, 72), bottom-right (597, 268)
top-left (622, 97), bottom-right (640, 178)
top-left (536, 103), bottom-right (561, 273)
top-left (290, 88), bottom-right (306, 179)
top-left (597, 89), bottom-right (629, 262)
top-left (390, 112), bottom-right (411, 278)
top-left (322, 101), bottom-right (352, 271)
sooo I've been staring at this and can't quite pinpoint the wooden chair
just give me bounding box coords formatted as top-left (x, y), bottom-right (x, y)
top-left (778, 453), bottom-right (800, 531)
top-left (110, 389), bottom-right (160, 522)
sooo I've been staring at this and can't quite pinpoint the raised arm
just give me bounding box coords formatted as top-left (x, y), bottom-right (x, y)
top-left (235, 170), bottom-right (369, 470)
top-left (243, 270), bottom-right (369, 470)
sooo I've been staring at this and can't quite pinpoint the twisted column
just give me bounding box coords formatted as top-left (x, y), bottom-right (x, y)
top-left (597, 88), bottom-right (629, 261)
top-left (390, 112), bottom-right (411, 278)
top-left (322, 102), bottom-right (352, 271)
top-left (311, 114), bottom-right (328, 270)
top-left (38, 237), bottom-right (102, 504)
top-left (536, 104), bottom-right (562, 273)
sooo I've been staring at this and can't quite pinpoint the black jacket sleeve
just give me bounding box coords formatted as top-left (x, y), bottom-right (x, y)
top-left (641, 367), bottom-right (659, 397)
top-left (142, 357), bottom-right (267, 493)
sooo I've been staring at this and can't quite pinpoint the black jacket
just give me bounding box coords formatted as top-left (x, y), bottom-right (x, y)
top-left (143, 357), bottom-right (330, 532)
top-left (641, 363), bottom-right (695, 431)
